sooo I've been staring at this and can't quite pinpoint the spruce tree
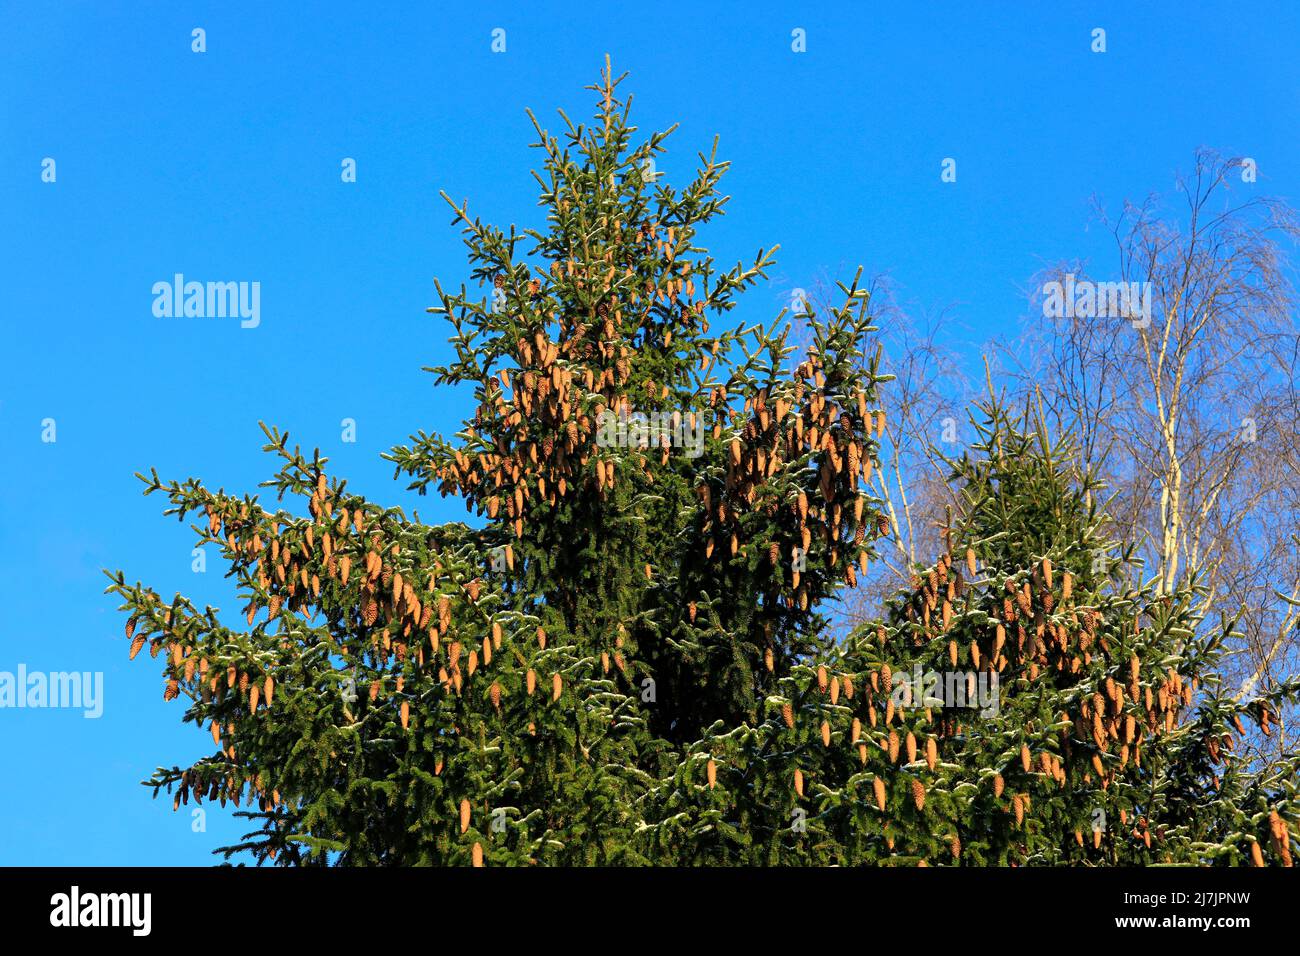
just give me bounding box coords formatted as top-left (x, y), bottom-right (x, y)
top-left (106, 62), bottom-right (1298, 865)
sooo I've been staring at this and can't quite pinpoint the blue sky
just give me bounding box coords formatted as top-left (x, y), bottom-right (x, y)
top-left (1, 1), bottom-right (1297, 864)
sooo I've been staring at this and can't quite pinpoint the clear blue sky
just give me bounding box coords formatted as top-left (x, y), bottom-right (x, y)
top-left (1, 1), bottom-right (1297, 864)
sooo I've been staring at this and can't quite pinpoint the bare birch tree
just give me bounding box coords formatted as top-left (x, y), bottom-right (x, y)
top-left (999, 149), bottom-right (1300, 752)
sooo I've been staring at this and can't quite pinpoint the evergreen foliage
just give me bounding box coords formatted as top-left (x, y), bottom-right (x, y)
top-left (106, 63), bottom-right (1299, 866)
